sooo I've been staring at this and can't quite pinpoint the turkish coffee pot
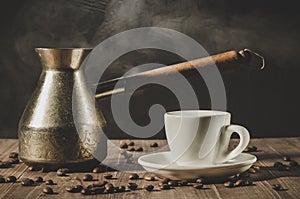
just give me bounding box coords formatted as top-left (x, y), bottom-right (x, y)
top-left (18, 48), bottom-right (264, 170)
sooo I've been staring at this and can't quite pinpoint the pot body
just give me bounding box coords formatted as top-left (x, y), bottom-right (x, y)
top-left (18, 48), bottom-right (107, 170)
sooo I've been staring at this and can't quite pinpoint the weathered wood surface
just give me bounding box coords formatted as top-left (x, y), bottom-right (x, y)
top-left (0, 138), bottom-right (300, 199)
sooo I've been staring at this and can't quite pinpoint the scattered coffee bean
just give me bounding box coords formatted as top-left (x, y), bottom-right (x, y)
top-left (243, 180), bottom-right (253, 186)
top-left (105, 183), bottom-right (114, 193)
top-left (193, 184), bottom-right (204, 189)
top-left (0, 162), bottom-right (12, 168)
top-left (128, 141), bottom-right (135, 146)
top-left (0, 177), bottom-right (5, 183)
top-left (161, 178), bottom-right (170, 184)
top-left (92, 167), bottom-right (102, 173)
top-left (82, 174), bottom-right (93, 181)
top-left (120, 142), bottom-right (128, 149)
top-left (144, 176), bottom-right (155, 181)
top-left (81, 188), bottom-right (93, 195)
top-left (115, 186), bottom-right (126, 193)
top-left (104, 174), bottom-right (113, 179)
top-left (273, 162), bottom-right (283, 168)
top-left (43, 187), bottom-right (54, 194)
top-left (248, 168), bottom-right (257, 173)
top-left (8, 158), bottom-right (19, 164)
top-left (159, 184), bottom-right (171, 190)
top-left (143, 184), bottom-right (154, 191)
top-left (224, 181), bottom-right (234, 188)
top-left (239, 172), bottom-right (250, 178)
top-left (21, 178), bottom-right (35, 186)
top-left (283, 156), bottom-right (291, 161)
top-left (168, 180), bottom-right (179, 187)
top-left (45, 179), bottom-right (55, 185)
top-left (33, 176), bottom-right (43, 183)
top-left (272, 184), bottom-right (285, 191)
top-left (127, 182), bottom-right (138, 190)
top-left (28, 166), bottom-right (39, 171)
top-left (129, 173), bottom-right (139, 180)
top-left (252, 165), bottom-right (260, 171)
top-left (179, 180), bottom-right (188, 186)
top-left (135, 147), bottom-right (143, 152)
top-left (56, 168), bottom-right (68, 176)
top-left (234, 179), bottom-right (244, 187)
top-left (6, 176), bottom-right (17, 183)
top-left (196, 178), bottom-right (204, 184)
top-left (66, 185), bottom-right (83, 193)
top-left (127, 147), bottom-right (135, 152)
top-left (150, 142), bottom-right (158, 147)
top-left (92, 187), bottom-right (105, 194)
top-left (289, 160), bottom-right (299, 167)
top-left (9, 152), bottom-right (18, 159)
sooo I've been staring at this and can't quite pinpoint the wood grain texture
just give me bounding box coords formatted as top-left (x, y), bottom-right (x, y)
top-left (0, 138), bottom-right (300, 199)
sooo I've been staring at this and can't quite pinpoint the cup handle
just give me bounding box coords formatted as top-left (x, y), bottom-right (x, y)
top-left (217, 125), bottom-right (250, 163)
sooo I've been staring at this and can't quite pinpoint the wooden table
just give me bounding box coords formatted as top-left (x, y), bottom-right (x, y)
top-left (0, 138), bottom-right (300, 199)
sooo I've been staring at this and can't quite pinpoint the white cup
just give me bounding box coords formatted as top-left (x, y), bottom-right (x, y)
top-left (164, 110), bottom-right (250, 166)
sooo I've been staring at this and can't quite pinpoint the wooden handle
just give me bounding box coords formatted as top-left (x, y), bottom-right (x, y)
top-left (129, 50), bottom-right (250, 79)
top-left (95, 49), bottom-right (252, 99)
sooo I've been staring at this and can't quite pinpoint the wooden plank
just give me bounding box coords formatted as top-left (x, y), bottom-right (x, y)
top-left (0, 138), bottom-right (300, 199)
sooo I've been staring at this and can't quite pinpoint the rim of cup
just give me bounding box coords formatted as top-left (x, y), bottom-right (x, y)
top-left (165, 110), bottom-right (231, 118)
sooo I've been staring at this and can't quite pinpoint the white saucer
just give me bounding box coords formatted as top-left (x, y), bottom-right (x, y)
top-left (138, 152), bottom-right (257, 180)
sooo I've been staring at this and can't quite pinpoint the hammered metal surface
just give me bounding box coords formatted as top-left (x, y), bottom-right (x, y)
top-left (18, 48), bottom-right (107, 168)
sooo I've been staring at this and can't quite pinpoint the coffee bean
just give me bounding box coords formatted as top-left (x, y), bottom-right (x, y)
top-left (83, 174), bottom-right (93, 181)
top-left (273, 162), bottom-right (283, 168)
top-left (161, 178), bottom-right (170, 184)
top-left (92, 167), bottom-right (102, 173)
top-left (135, 147), bottom-right (143, 152)
top-left (0, 177), bottom-right (5, 183)
top-left (66, 185), bottom-right (83, 193)
top-left (168, 180), bottom-right (179, 187)
top-left (129, 173), bottom-right (139, 180)
top-left (272, 184), bottom-right (285, 191)
top-left (289, 160), bottom-right (299, 167)
top-left (21, 178), bottom-right (35, 186)
top-left (92, 187), bottom-right (105, 194)
top-left (104, 174), bottom-right (113, 179)
top-left (179, 180), bottom-right (188, 186)
top-left (196, 178), bottom-right (204, 184)
top-left (45, 179), bottom-right (55, 185)
top-left (28, 166), bottom-right (39, 171)
top-left (115, 186), bottom-right (126, 193)
top-left (57, 168), bottom-right (68, 176)
top-left (127, 182), bottom-right (138, 190)
top-left (8, 158), bottom-right (19, 164)
top-left (144, 176), bottom-right (155, 181)
top-left (159, 184), bottom-right (170, 190)
top-left (239, 172), bottom-right (250, 178)
top-left (105, 183), bottom-right (114, 193)
top-left (81, 188), bottom-right (93, 195)
top-left (248, 168), bottom-right (257, 173)
top-left (128, 141), bottom-right (135, 146)
top-left (120, 142), bottom-right (128, 149)
top-left (193, 184), bottom-right (204, 189)
top-left (6, 176), bottom-right (17, 183)
top-left (224, 181), bottom-right (234, 188)
top-left (234, 179), bottom-right (244, 187)
top-left (150, 142), bottom-right (158, 147)
top-left (127, 147), bottom-right (135, 152)
top-left (252, 165), bottom-right (260, 171)
top-left (43, 187), bottom-right (54, 194)
top-left (143, 184), bottom-right (154, 191)
top-left (283, 156), bottom-right (291, 161)
top-left (9, 152), bottom-right (18, 159)
top-left (0, 162), bottom-right (12, 168)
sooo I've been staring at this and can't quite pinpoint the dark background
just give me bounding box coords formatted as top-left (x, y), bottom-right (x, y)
top-left (1, 0), bottom-right (300, 138)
